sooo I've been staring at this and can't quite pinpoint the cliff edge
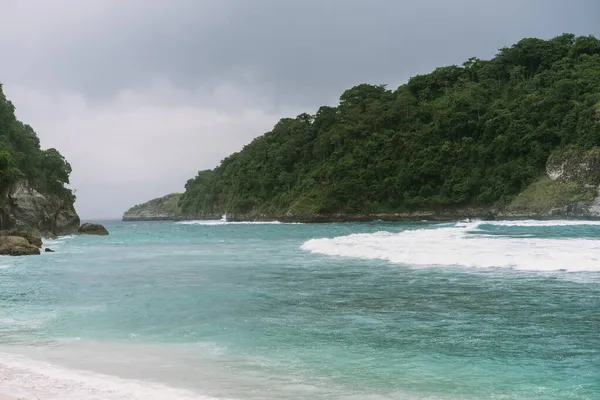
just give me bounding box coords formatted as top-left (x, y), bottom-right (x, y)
top-left (0, 181), bottom-right (80, 236)
top-left (503, 147), bottom-right (600, 219)
top-left (0, 83), bottom-right (80, 238)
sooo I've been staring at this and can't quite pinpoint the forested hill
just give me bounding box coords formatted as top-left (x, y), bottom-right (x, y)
top-left (179, 34), bottom-right (600, 220)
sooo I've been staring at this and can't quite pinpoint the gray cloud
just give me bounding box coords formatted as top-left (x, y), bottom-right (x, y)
top-left (0, 0), bottom-right (598, 218)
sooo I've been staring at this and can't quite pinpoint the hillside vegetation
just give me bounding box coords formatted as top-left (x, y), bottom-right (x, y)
top-left (179, 34), bottom-right (600, 219)
top-left (0, 84), bottom-right (74, 203)
top-left (123, 193), bottom-right (183, 220)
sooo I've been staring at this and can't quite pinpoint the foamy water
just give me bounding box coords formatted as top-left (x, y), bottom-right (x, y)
top-left (301, 220), bottom-right (600, 271)
top-left (475, 219), bottom-right (600, 226)
top-left (175, 215), bottom-right (305, 226)
top-left (42, 235), bottom-right (75, 252)
top-left (177, 220), bottom-right (284, 226)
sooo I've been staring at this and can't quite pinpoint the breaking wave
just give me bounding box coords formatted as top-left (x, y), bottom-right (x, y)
top-left (301, 220), bottom-right (600, 272)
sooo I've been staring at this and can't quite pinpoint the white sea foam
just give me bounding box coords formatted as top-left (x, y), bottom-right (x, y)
top-left (301, 220), bottom-right (600, 272)
top-left (476, 219), bottom-right (600, 227)
top-left (42, 234), bottom-right (75, 251)
top-left (0, 351), bottom-right (226, 400)
top-left (178, 220), bottom-right (284, 226)
top-left (176, 214), bottom-right (302, 226)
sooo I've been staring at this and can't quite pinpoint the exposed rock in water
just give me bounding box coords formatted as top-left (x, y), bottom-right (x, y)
top-left (2, 228), bottom-right (43, 248)
top-left (0, 234), bottom-right (41, 256)
top-left (44, 248), bottom-right (55, 253)
top-left (0, 181), bottom-right (80, 237)
top-left (78, 223), bottom-right (109, 235)
top-left (122, 193), bottom-right (184, 221)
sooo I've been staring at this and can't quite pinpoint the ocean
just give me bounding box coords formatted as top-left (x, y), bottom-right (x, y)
top-left (0, 219), bottom-right (598, 399)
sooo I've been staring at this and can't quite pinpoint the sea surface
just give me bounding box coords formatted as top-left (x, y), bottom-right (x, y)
top-left (0, 219), bottom-right (599, 399)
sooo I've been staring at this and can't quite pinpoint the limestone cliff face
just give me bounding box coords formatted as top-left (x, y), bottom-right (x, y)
top-left (504, 148), bottom-right (600, 219)
top-left (122, 193), bottom-right (184, 221)
top-left (0, 181), bottom-right (80, 236)
top-left (546, 149), bottom-right (600, 185)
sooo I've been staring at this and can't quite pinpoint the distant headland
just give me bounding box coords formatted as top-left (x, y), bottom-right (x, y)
top-left (122, 34), bottom-right (600, 223)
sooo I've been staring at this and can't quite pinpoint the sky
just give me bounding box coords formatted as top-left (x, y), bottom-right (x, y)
top-left (0, 0), bottom-right (599, 219)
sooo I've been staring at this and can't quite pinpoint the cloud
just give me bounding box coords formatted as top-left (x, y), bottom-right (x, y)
top-left (7, 82), bottom-right (298, 218)
top-left (1, 0), bottom-right (598, 218)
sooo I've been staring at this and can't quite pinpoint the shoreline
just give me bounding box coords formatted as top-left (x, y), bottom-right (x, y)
top-left (122, 210), bottom-right (600, 223)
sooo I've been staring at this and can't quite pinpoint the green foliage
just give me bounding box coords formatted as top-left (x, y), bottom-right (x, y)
top-left (180, 34), bottom-right (600, 217)
top-left (0, 84), bottom-right (74, 202)
top-left (124, 193), bottom-right (183, 217)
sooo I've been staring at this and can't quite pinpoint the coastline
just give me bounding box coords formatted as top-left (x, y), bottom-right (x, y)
top-left (121, 208), bottom-right (600, 223)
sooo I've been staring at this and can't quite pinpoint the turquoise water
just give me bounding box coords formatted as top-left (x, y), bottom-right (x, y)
top-left (0, 219), bottom-right (599, 399)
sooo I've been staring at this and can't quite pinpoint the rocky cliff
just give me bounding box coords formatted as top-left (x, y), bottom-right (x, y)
top-left (0, 181), bottom-right (80, 236)
top-left (0, 84), bottom-right (81, 239)
top-left (503, 147), bottom-right (600, 219)
top-left (122, 193), bottom-right (185, 221)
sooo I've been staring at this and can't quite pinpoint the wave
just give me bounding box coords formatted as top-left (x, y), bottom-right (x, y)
top-left (476, 219), bottom-right (600, 227)
top-left (301, 220), bottom-right (600, 272)
top-left (42, 235), bottom-right (75, 251)
top-left (0, 351), bottom-right (224, 400)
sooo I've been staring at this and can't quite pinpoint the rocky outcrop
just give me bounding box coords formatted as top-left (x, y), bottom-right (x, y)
top-left (78, 223), bottom-right (109, 235)
top-left (546, 148), bottom-right (600, 185)
top-left (0, 232), bottom-right (41, 256)
top-left (502, 147), bottom-right (600, 219)
top-left (0, 180), bottom-right (80, 255)
top-left (122, 193), bottom-right (184, 221)
top-left (3, 228), bottom-right (43, 248)
top-left (0, 181), bottom-right (80, 237)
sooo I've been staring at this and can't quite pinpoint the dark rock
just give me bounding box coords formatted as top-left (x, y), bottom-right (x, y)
top-left (78, 223), bottom-right (109, 236)
top-left (44, 248), bottom-right (55, 253)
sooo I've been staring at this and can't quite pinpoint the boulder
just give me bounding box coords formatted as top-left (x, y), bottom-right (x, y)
top-left (2, 228), bottom-right (43, 247)
top-left (44, 248), bottom-right (55, 253)
top-left (0, 235), bottom-right (41, 256)
top-left (78, 223), bottom-right (109, 236)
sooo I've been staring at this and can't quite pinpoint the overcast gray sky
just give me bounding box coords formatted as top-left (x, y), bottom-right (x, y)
top-left (1, 0), bottom-right (598, 219)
